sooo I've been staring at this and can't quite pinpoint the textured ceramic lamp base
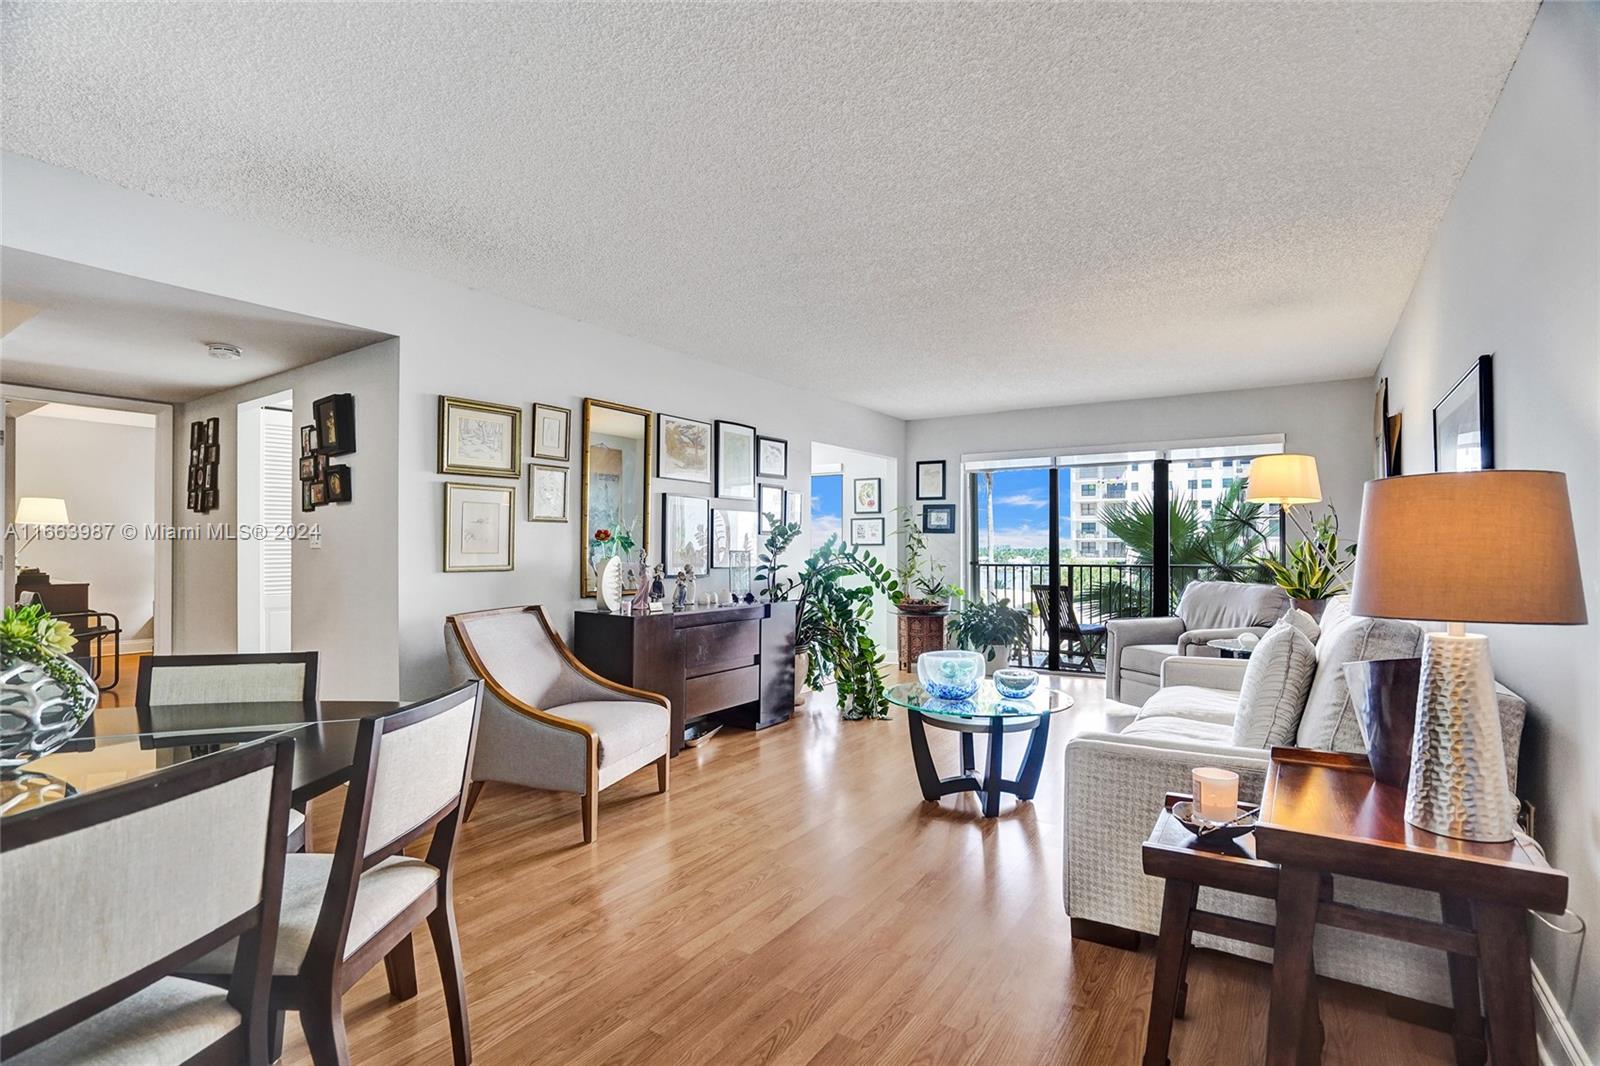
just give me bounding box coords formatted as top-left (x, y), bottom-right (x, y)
top-left (1405, 630), bottom-right (1517, 843)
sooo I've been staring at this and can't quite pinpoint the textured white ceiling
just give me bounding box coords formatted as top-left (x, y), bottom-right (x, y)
top-left (0, 2), bottom-right (1536, 419)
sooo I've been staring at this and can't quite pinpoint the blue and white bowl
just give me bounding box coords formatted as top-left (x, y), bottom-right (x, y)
top-left (993, 668), bottom-right (1040, 699)
top-left (916, 650), bottom-right (985, 700)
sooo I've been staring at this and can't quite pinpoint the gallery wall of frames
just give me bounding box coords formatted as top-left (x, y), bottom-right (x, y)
top-left (433, 393), bottom-right (804, 591)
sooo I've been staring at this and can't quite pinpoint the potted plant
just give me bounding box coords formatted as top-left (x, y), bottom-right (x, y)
top-left (892, 506), bottom-right (959, 613)
top-left (759, 520), bottom-right (900, 719)
top-left (947, 597), bottom-right (1032, 674)
top-left (1253, 510), bottom-right (1357, 619)
top-left (1, 603), bottom-right (98, 769)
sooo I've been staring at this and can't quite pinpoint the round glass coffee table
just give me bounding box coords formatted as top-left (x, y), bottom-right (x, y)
top-left (886, 680), bottom-right (1075, 817)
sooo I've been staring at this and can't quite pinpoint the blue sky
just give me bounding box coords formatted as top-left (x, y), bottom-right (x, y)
top-left (973, 468), bottom-right (1052, 550)
top-left (811, 473), bottom-right (843, 543)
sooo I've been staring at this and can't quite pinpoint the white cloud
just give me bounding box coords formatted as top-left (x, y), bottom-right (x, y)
top-left (810, 513), bottom-right (842, 546)
top-left (994, 492), bottom-right (1048, 508)
top-left (981, 524), bottom-right (1049, 549)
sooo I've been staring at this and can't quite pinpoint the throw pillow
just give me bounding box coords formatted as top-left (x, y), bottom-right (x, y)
top-left (1231, 623), bottom-right (1318, 748)
top-left (1296, 613), bottom-right (1425, 752)
top-left (1280, 607), bottom-right (1321, 644)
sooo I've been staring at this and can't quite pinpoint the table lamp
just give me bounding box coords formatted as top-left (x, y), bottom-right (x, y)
top-left (13, 497), bottom-right (69, 555)
top-left (1351, 471), bottom-right (1586, 842)
top-left (1245, 453), bottom-right (1323, 563)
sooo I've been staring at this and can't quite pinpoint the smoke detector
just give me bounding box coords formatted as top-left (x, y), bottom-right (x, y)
top-left (206, 343), bottom-right (243, 361)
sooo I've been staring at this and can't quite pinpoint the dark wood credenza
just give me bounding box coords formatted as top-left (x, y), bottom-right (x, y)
top-left (574, 602), bottom-right (799, 755)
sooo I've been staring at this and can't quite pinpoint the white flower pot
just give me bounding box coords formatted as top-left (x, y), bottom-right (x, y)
top-left (985, 645), bottom-right (1010, 675)
top-left (794, 651), bottom-right (810, 707)
top-left (593, 556), bottom-right (624, 613)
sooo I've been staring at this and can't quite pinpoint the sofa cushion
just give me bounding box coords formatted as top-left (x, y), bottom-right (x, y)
top-left (1318, 595), bottom-right (1352, 634)
top-left (1297, 614), bottom-right (1424, 752)
top-left (1120, 715), bottom-right (1238, 747)
top-left (549, 700), bottom-right (670, 764)
top-left (1176, 581), bottom-right (1289, 630)
top-left (1137, 685), bottom-right (1240, 725)
top-left (1120, 643), bottom-right (1181, 678)
top-left (1281, 607), bottom-right (1321, 644)
top-left (1232, 624), bottom-right (1317, 747)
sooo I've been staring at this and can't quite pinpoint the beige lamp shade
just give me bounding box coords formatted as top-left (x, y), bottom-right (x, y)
top-left (14, 497), bottom-right (68, 525)
top-left (1351, 471), bottom-right (1586, 625)
top-left (1244, 454), bottom-right (1322, 505)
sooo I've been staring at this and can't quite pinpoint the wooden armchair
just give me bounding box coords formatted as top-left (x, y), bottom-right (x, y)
top-left (444, 606), bottom-right (670, 843)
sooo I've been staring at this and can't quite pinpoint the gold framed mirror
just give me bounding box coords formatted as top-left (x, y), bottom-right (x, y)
top-left (580, 398), bottom-right (652, 597)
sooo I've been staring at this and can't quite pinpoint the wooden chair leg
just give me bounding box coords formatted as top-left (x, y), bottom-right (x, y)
top-left (461, 781), bottom-right (486, 823)
top-left (384, 933), bottom-right (418, 1001)
top-left (268, 1008), bottom-right (286, 1064)
top-left (427, 903), bottom-right (473, 1066)
top-left (580, 789), bottom-right (599, 844)
top-left (1143, 878), bottom-right (1197, 1066)
top-left (298, 989), bottom-right (351, 1066)
top-left (656, 754), bottom-right (669, 794)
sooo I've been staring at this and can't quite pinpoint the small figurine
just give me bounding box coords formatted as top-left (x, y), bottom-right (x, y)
top-left (649, 565), bottom-right (667, 611)
top-left (672, 566), bottom-right (692, 611)
top-left (742, 591), bottom-right (756, 605)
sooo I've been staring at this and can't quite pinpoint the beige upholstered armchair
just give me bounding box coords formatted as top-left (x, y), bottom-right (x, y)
top-left (444, 605), bottom-right (670, 843)
top-left (1104, 581), bottom-right (1289, 706)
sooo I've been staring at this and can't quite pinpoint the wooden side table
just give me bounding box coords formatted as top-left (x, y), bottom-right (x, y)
top-left (1254, 748), bottom-right (1568, 1066)
top-left (895, 609), bottom-right (948, 672)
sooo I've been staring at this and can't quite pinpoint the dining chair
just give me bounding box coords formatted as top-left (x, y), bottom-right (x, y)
top-left (445, 605), bottom-right (670, 843)
top-left (1, 735), bottom-right (294, 1065)
top-left (138, 651), bottom-right (319, 849)
top-left (185, 681), bottom-right (483, 1066)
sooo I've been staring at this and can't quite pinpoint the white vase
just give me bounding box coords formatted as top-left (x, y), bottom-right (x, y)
top-left (985, 645), bottom-right (1010, 675)
top-left (794, 651), bottom-right (810, 707)
top-left (594, 556), bottom-right (624, 613)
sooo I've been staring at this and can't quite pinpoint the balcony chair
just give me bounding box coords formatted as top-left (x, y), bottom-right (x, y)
top-left (444, 605), bottom-right (670, 843)
top-left (1030, 584), bottom-right (1107, 672)
top-left (1104, 580), bottom-right (1288, 706)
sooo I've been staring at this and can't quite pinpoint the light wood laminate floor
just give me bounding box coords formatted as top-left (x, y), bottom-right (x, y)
top-left (255, 672), bottom-right (1453, 1065)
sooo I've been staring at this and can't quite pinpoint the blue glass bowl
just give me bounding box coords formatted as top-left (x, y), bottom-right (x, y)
top-left (993, 668), bottom-right (1040, 699)
top-left (916, 650), bottom-right (984, 700)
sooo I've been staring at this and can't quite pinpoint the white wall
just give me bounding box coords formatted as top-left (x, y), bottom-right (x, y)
top-left (902, 378), bottom-right (1375, 583)
top-left (14, 411), bottom-right (157, 644)
top-left (1375, 3), bottom-right (1600, 1053)
top-left (2, 153), bottom-right (905, 700)
top-left (173, 339), bottom-right (400, 699)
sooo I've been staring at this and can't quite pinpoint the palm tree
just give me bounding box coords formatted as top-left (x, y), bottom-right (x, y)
top-left (1077, 478), bottom-right (1269, 618)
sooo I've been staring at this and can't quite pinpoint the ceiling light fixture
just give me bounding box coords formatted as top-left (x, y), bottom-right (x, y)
top-left (206, 342), bottom-right (242, 361)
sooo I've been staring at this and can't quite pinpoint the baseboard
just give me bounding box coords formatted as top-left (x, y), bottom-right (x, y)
top-left (119, 638), bottom-right (154, 655)
top-left (1535, 963), bottom-right (1592, 1066)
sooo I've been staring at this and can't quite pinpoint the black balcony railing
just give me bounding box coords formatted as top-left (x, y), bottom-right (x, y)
top-left (969, 561), bottom-right (1211, 673)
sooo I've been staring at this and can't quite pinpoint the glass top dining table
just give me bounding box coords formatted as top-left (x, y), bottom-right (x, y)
top-left (0, 700), bottom-right (404, 818)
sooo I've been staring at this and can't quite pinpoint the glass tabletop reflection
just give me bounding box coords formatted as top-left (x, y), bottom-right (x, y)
top-left (885, 680), bottom-right (1074, 723)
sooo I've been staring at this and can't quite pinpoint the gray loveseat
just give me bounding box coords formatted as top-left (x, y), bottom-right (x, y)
top-left (1105, 580), bottom-right (1290, 706)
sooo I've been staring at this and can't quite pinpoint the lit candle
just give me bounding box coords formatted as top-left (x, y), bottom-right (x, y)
top-left (1192, 767), bottom-right (1240, 822)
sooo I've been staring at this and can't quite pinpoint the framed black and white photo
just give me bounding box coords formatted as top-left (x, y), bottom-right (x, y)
top-left (922, 504), bottom-right (956, 534)
top-left (784, 489), bottom-right (804, 526)
top-left (528, 463), bottom-right (568, 522)
top-left (300, 424), bottom-right (318, 455)
top-left (712, 507), bottom-right (758, 568)
top-left (531, 402), bottom-right (571, 463)
top-left (1433, 355), bottom-right (1494, 472)
top-left (849, 517), bottom-right (885, 545)
top-left (439, 395), bottom-right (521, 478)
top-left (758, 483), bottom-right (784, 533)
top-left (325, 465), bottom-right (352, 503)
top-left (757, 435), bottom-right (788, 479)
top-left (916, 460), bottom-right (947, 500)
top-left (662, 493), bottom-right (710, 575)
top-left (205, 417), bottom-right (220, 446)
top-left (657, 413), bottom-right (713, 483)
top-left (714, 420), bottom-right (757, 500)
top-left (853, 477), bottom-right (881, 514)
top-left (443, 482), bottom-right (514, 572)
top-left (313, 393), bottom-right (356, 456)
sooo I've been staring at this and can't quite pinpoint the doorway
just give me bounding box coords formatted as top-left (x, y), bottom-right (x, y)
top-left (236, 390), bottom-right (293, 653)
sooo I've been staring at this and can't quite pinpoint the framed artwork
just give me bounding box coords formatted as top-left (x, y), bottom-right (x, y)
top-left (325, 465), bottom-right (352, 503)
top-left (299, 456), bottom-right (318, 481)
top-left (657, 413), bottom-right (713, 483)
top-left (443, 482), bottom-right (514, 572)
top-left (205, 417), bottom-right (220, 446)
top-left (439, 395), bottom-right (521, 478)
top-left (1434, 355), bottom-right (1494, 472)
top-left (301, 424), bottom-right (318, 455)
top-left (850, 517), bottom-right (885, 546)
top-left (922, 504), bottom-right (956, 534)
top-left (528, 463), bottom-right (568, 522)
top-left (757, 435), bottom-right (788, 479)
top-left (853, 477), bottom-right (881, 514)
top-left (531, 403), bottom-right (571, 462)
top-left (1374, 379), bottom-right (1403, 478)
top-left (784, 490), bottom-right (804, 526)
top-left (308, 481), bottom-right (326, 506)
top-left (758, 483), bottom-right (784, 533)
top-left (916, 460), bottom-right (947, 500)
top-left (190, 421), bottom-right (204, 448)
top-left (203, 489), bottom-right (218, 512)
top-left (712, 507), bottom-right (758, 568)
top-left (192, 490), bottom-right (203, 512)
top-left (299, 482), bottom-right (313, 513)
top-left (662, 493), bottom-right (710, 575)
top-left (714, 420), bottom-right (757, 500)
top-left (313, 394), bottom-right (356, 456)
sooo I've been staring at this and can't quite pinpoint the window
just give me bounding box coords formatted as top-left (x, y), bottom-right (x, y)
top-left (1081, 522), bottom-right (1098, 536)
top-left (1201, 479), bottom-right (1213, 489)
top-left (1082, 483), bottom-right (1097, 497)
top-left (1187, 479), bottom-right (1198, 490)
top-left (1079, 502), bottom-right (1097, 516)
top-left (1223, 477), bottom-right (1234, 487)
top-left (1077, 541), bottom-right (1097, 556)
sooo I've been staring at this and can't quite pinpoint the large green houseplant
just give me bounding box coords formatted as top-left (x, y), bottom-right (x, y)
top-left (759, 520), bottom-right (900, 719)
top-left (947, 597), bottom-right (1031, 672)
top-left (892, 506), bottom-right (958, 611)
